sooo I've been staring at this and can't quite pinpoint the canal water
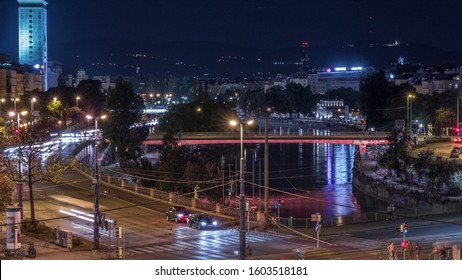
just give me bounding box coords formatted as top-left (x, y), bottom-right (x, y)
top-left (226, 141), bottom-right (386, 224)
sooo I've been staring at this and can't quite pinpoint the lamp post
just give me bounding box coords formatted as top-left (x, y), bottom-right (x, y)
top-left (457, 94), bottom-right (461, 129)
top-left (230, 118), bottom-right (254, 260)
top-left (30, 97), bottom-right (36, 124)
top-left (11, 97), bottom-right (19, 113)
top-left (86, 114), bottom-right (107, 250)
top-left (406, 94), bottom-right (414, 135)
top-left (10, 111), bottom-right (27, 220)
top-left (76, 96), bottom-right (80, 108)
top-left (0, 98), bottom-right (5, 116)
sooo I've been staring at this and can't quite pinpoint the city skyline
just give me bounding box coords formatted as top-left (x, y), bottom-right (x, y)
top-left (1, 0), bottom-right (462, 63)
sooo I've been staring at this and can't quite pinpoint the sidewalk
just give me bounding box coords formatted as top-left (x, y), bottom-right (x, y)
top-left (0, 231), bottom-right (106, 260)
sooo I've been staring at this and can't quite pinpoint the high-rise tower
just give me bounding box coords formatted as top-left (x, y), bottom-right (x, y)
top-left (18, 0), bottom-right (48, 90)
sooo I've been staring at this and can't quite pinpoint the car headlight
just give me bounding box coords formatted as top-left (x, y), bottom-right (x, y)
top-left (212, 221), bottom-right (218, 226)
top-left (201, 222), bottom-right (207, 226)
top-left (177, 214), bottom-right (184, 217)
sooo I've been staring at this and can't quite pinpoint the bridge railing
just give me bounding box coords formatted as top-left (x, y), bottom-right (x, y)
top-left (147, 130), bottom-right (389, 139)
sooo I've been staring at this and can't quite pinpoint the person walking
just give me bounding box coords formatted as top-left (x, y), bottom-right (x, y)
top-left (414, 242), bottom-right (421, 260)
top-left (387, 242), bottom-right (396, 260)
top-left (387, 204), bottom-right (393, 220)
top-left (391, 204), bottom-right (396, 220)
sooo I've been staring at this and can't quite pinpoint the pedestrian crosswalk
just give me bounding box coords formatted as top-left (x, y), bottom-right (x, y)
top-left (328, 234), bottom-right (382, 249)
top-left (126, 232), bottom-right (284, 259)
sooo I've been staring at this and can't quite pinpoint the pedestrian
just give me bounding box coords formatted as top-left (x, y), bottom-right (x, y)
top-left (414, 242), bottom-right (421, 260)
top-left (387, 204), bottom-right (393, 220)
top-left (387, 242), bottom-right (396, 260)
top-left (391, 204), bottom-right (396, 220)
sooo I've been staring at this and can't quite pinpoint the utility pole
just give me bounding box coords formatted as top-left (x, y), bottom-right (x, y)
top-left (264, 109), bottom-right (269, 214)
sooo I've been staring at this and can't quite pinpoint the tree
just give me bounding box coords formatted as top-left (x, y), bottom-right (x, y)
top-left (378, 127), bottom-right (410, 178)
top-left (0, 173), bottom-right (14, 212)
top-left (359, 71), bottom-right (392, 129)
top-left (1, 119), bottom-right (70, 221)
top-left (102, 77), bottom-right (149, 168)
top-left (433, 107), bottom-right (456, 136)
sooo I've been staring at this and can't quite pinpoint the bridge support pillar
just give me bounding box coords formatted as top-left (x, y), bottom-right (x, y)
top-left (150, 188), bottom-right (156, 198)
top-left (107, 176), bottom-right (112, 184)
top-left (359, 144), bottom-right (367, 158)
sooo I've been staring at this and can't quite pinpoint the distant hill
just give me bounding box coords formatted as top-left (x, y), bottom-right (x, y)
top-left (50, 38), bottom-right (462, 78)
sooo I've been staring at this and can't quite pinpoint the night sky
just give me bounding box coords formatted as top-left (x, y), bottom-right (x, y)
top-left (1, 0), bottom-right (462, 61)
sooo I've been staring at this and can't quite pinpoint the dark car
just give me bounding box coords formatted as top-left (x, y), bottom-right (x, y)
top-left (187, 214), bottom-right (219, 229)
top-left (165, 206), bottom-right (191, 223)
top-left (450, 147), bottom-right (461, 158)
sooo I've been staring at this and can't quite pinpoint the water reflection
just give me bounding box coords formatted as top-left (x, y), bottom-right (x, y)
top-left (238, 142), bottom-right (362, 221)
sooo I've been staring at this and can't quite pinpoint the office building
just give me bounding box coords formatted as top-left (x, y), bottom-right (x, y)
top-left (18, 0), bottom-right (48, 90)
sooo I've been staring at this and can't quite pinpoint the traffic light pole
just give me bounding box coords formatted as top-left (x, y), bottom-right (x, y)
top-left (93, 119), bottom-right (100, 250)
top-left (403, 230), bottom-right (406, 260)
top-left (238, 123), bottom-right (246, 260)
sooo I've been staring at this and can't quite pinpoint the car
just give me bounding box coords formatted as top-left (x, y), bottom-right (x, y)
top-left (454, 137), bottom-right (462, 143)
top-left (165, 206), bottom-right (190, 223)
top-left (449, 147), bottom-right (461, 158)
top-left (187, 214), bottom-right (219, 230)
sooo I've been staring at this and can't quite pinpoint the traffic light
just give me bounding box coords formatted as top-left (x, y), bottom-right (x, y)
top-left (113, 219), bottom-right (117, 228)
top-left (401, 240), bottom-right (409, 250)
top-left (13, 128), bottom-right (20, 135)
top-left (115, 226), bottom-right (122, 239)
top-left (104, 219), bottom-right (109, 231)
top-left (403, 224), bottom-right (408, 233)
top-left (99, 215), bottom-right (105, 229)
top-left (277, 199), bottom-right (285, 207)
top-left (246, 245), bottom-right (252, 257)
top-left (116, 247), bottom-right (123, 259)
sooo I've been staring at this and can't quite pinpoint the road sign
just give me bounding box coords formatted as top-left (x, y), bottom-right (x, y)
top-left (315, 223), bottom-right (322, 232)
top-left (311, 213), bottom-right (318, 222)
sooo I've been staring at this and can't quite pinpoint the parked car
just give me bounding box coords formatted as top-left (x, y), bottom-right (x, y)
top-left (165, 206), bottom-right (190, 223)
top-left (454, 137), bottom-right (462, 143)
top-left (187, 214), bottom-right (219, 229)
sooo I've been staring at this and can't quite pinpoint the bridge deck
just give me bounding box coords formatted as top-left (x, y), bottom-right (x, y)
top-left (144, 132), bottom-right (389, 145)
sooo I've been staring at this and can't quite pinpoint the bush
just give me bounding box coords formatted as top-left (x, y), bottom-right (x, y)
top-left (20, 218), bottom-right (54, 240)
top-left (425, 137), bottom-right (451, 144)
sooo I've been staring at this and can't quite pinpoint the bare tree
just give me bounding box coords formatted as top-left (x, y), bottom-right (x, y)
top-left (1, 119), bottom-right (70, 222)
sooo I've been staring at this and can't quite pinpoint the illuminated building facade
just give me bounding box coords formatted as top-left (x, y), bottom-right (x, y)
top-left (18, 0), bottom-right (48, 90)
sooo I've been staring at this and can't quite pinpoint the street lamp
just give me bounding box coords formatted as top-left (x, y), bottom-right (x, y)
top-left (149, 93), bottom-right (154, 105)
top-left (86, 114), bottom-right (107, 250)
top-left (10, 111), bottom-right (27, 220)
top-left (230, 118), bottom-right (254, 260)
top-left (406, 94), bottom-right (415, 135)
top-left (0, 98), bottom-right (5, 116)
top-left (76, 96), bottom-right (80, 108)
top-left (11, 97), bottom-right (19, 112)
top-left (30, 97), bottom-right (36, 124)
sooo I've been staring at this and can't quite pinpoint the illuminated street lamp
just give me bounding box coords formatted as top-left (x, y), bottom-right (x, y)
top-left (0, 98), bottom-right (5, 116)
top-left (229, 118), bottom-right (254, 260)
top-left (11, 97), bottom-right (19, 112)
top-left (76, 96), bottom-right (80, 108)
top-left (406, 94), bottom-right (415, 135)
top-left (86, 114), bottom-right (107, 249)
top-left (30, 97), bottom-right (36, 124)
top-left (9, 111), bottom-right (28, 220)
